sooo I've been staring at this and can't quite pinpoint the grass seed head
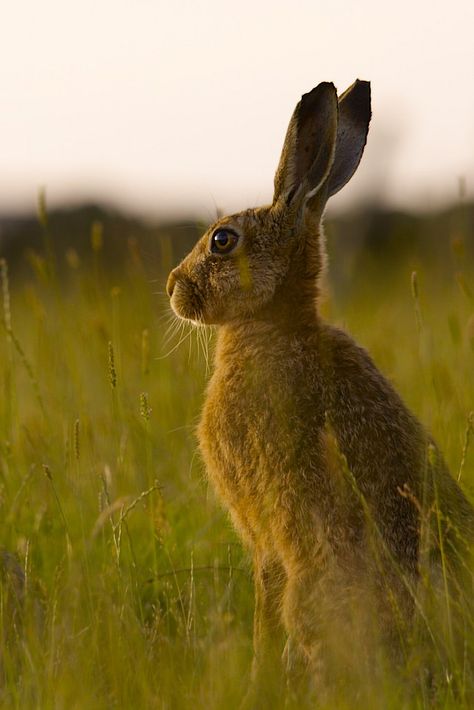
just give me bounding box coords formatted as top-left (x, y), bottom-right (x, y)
top-left (74, 419), bottom-right (80, 461)
top-left (108, 341), bottom-right (117, 389)
top-left (140, 392), bottom-right (151, 421)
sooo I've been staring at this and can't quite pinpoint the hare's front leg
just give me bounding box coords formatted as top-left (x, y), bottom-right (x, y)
top-left (251, 551), bottom-right (287, 686)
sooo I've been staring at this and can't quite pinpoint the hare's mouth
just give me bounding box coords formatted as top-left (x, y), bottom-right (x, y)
top-left (169, 278), bottom-right (204, 323)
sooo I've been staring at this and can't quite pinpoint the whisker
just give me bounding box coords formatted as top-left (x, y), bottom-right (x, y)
top-left (196, 326), bottom-right (203, 366)
top-left (188, 322), bottom-right (195, 363)
top-left (203, 327), bottom-right (211, 375)
top-left (156, 311), bottom-right (175, 326)
top-left (161, 314), bottom-right (187, 349)
top-left (163, 317), bottom-right (181, 343)
top-left (198, 325), bottom-right (210, 375)
top-left (157, 326), bottom-right (193, 359)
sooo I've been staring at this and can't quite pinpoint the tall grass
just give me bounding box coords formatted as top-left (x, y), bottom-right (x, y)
top-left (0, 212), bottom-right (473, 708)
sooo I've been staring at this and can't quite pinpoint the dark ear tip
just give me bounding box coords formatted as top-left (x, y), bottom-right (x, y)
top-left (351, 79), bottom-right (371, 100)
top-left (299, 82), bottom-right (337, 120)
top-left (316, 81), bottom-right (337, 91)
top-left (301, 81), bottom-right (337, 104)
top-left (341, 79), bottom-right (371, 122)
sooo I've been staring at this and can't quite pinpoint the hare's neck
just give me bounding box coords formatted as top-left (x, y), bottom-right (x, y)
top-left (266, 217), bottom-right (326, 328)
top-left (256, 254), bottom-right (324, 330)
top-left (217, 317), bottom-right (320, 361)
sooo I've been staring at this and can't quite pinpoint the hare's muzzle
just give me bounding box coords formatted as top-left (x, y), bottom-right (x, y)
top-left (166, 268), bottom-right (203, 322)
top-left (166, 268), bottom-right (200, 320)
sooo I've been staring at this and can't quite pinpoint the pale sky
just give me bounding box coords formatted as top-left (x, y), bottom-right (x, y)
top-left (1, 0), bottom-right (473, 218)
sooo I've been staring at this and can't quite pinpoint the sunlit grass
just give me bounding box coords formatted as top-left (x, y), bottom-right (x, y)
top-left (0, 212), bottom-right (473, 708)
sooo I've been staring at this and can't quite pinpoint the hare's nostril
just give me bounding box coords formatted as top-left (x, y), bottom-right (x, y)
top-left (166, 272), bottom-right (177, 299)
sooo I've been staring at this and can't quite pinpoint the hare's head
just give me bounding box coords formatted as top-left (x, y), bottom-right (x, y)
top-left (167, 80), bottom-right (371, 326)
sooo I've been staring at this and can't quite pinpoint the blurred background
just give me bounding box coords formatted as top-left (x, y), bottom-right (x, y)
top-left (1, 0), bottom-right (474, 272)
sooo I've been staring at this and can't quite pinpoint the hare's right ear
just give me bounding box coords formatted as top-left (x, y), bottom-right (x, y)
top-left (273, 82), bottom-right (338, 210)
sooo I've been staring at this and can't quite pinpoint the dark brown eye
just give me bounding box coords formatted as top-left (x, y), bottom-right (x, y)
top-left (210, 229), bottom-right (239, 254)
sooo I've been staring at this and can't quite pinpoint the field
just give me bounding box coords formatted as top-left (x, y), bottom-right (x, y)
top-left (0, 204), bottom-right (474, 708)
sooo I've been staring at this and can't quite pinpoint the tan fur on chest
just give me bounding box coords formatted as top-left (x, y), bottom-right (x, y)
top-left (198, 342), bottom-right (306, 553)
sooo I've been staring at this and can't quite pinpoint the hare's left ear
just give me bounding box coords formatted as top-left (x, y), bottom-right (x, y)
top-left (326, 80), bottom-right (371, 197)
top-left (273, 82), bottom-right (338, 210)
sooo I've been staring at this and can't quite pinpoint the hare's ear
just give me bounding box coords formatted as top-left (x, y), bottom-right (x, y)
top-left (273, 82), bottom-right (338, 209)
top-left (326, 80), bottom-right (371, 198)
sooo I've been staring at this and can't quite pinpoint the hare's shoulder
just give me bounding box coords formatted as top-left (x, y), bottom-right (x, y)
top-left (321, 324), bottom-right (428, 496)
top-left (320, 324), bottom-right (419, 427)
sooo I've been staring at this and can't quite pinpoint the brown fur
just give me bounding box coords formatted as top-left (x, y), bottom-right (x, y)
top-left (166, 81), bottom-right (474, 688)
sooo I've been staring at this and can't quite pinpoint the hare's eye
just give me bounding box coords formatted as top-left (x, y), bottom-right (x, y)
top-left (210, 229), bottom-right (239, 254)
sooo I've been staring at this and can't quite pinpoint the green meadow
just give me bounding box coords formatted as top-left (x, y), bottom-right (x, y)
top-left (0, 203), bottom-right (473, 708)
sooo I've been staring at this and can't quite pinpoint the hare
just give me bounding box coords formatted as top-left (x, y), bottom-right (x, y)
top-left (166, 81), bottom-right (474, 691)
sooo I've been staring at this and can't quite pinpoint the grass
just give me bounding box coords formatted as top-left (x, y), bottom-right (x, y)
top-left (0, 211), bottom-right (473, 708)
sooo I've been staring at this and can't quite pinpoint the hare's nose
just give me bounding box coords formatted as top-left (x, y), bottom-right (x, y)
top-left (166, 271), bottom-right (177, 299)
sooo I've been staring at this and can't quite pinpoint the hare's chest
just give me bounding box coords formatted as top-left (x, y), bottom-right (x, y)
top-left (200, 362), bottom-right (296, 468)
top-left (198, 361), bottom-right (315, 545)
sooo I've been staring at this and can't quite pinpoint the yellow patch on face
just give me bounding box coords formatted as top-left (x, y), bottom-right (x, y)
top-left (236, 249), bottom-right (252, 291)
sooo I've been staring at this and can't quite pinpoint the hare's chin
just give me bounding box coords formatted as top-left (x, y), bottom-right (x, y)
top-left (170, 300), bottom-right (202, 324)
